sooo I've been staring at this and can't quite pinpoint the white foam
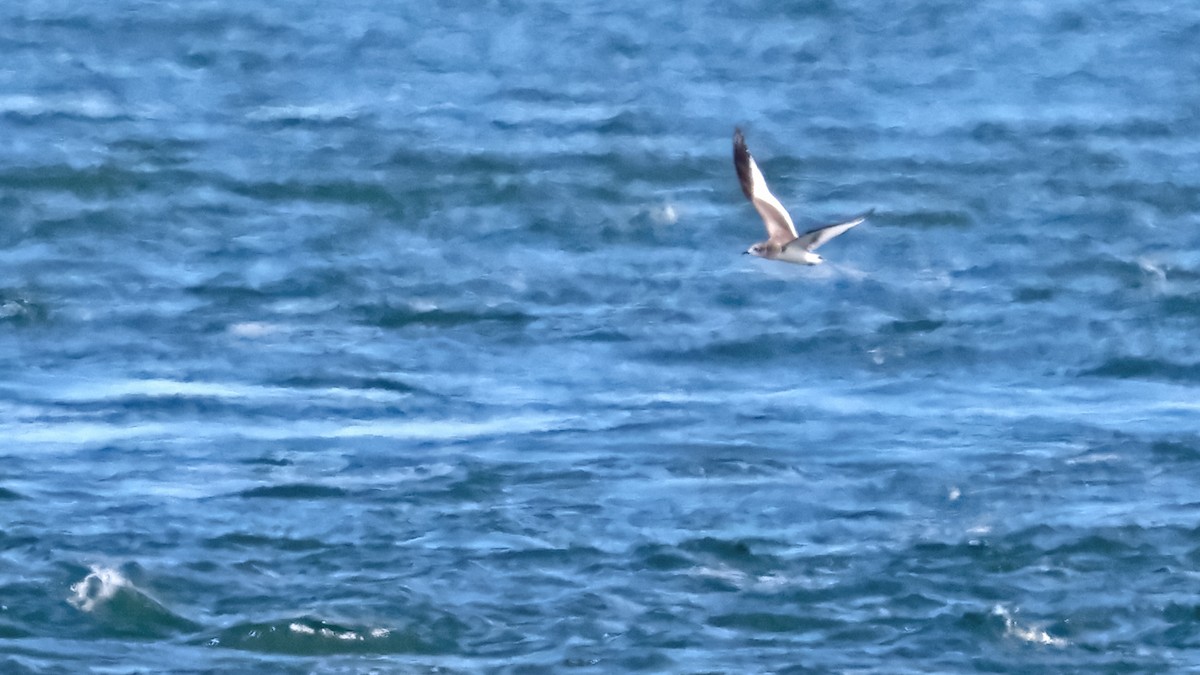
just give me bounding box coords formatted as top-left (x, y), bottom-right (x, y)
top-left (58, 378), bottom-right (251, 401)
top-left (227, 321), bottom-right (284, 338)
top-left (690, 564), bottom-right (749, 586)
top-left (68, 565), bottom-right (128, 613)
top-left (0, 93), bottom-right (121, 119)
top-left (0, 412), bottom-right (574, 449)
top-left (993, 605), bottom-right (1068, 647)
top-left (650, 203), bottom-right (679, 225)
top-left (288, 621), bottom-right (384, 642)
top-left (48, 376), bottom-right (409, 407)
top-left (332, 413), bottom-right (570, 441)
top-left (12, 421), bottom-right (173, 445)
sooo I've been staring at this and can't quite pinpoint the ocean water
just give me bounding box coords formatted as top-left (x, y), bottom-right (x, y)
top-left (2, 0), bottom-right (1200, 672)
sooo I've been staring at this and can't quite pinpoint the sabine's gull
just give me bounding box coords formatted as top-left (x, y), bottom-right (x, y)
top-left (734, 128), bottom-right (873, 265)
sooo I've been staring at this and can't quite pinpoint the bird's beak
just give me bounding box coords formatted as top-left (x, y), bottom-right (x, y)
top-left (742, 250), bottom-right (750, 255)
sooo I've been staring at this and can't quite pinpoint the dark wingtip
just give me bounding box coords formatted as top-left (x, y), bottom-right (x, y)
top-left (844, 207), bottom-right (876, 223)
top-left (732, 127), bottom-right (753, 200)
top-left (842, 207), bottom-right (876, 225)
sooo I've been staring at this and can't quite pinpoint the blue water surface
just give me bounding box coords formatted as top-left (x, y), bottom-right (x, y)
top-left (2, 1), bottom-right (1200, 672)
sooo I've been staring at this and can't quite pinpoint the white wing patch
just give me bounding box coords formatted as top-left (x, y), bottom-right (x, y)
top-left (734, 130), bottom-right (798, 245)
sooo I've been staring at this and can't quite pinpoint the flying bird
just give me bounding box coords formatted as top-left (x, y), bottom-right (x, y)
top-left (733, 128), bottom-right (872, 265)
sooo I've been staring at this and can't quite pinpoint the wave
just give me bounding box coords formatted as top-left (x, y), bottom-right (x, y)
top-left (1082, 356), bottom-right (1200, 383)
top-left (275, 373), bottom-right (430, 395)
top-left (68, 565), bottom-right (201, 638)
top-left (235, 483), bottom-right (349, 499)
top-left (0, 93), bottom-right (123, 121)
top-left (196, 615), bottom-right (463, 656)
top-left (66, 565), bottom-right (463, 656)
top-left (358, 303), bottom-right (535, 330)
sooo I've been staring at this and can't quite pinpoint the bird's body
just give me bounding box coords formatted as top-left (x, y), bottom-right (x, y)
top-left (733, 128), bottom-right (871, 265)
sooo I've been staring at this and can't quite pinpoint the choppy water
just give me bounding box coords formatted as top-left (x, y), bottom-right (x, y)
top-left (3, 1), bottom-right (1200, 672)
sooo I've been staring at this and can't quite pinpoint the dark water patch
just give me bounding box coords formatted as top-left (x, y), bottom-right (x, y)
top-left (518, 467), bottom-right (597, 487)
top-left (204, 532), bottom-right (325, 552)
top-left (1081, 356), bottom-right (1200, 383)
top-left (67, 394), bottom-right (240, 418)
top-left (828, 507), bottom-right (906, 522)
top-left (633, 544), bottom-right (694, 572)
top-left (276, 373), bottom-right (429, 396)
top-left (1159, 294), bottom-right (1200, 319)
top-left (184, 278), bottom-right (275, 304)
top-left (359, 304), bottom-right (535, 330)
top-left (970, 120), bottom-right (1025, 145)
top-left (1099, 180), bottom-right (1200, 216)
top-left (956, 606), bottom-right (1017, 644)
top-left (662, 455), bottom-right (794, 479)
top-left (681, 537), bottom-right (751, 563)
top-left (568, 327), bottom-right (632, 343)
top-left (492, 85), bottom-right (580, 105)
top-left (557, 149), bottom-right (712, 187)
top-left (1046, 533), bottom-right (1145, 568)
top-left (489, 544), bottom-right (606, 567)
top-left (236, 483), bottom-right (349, 499)
top-left (387, 145), bottom-right (526, 182)
top-left (595, 109), bottom-right (664, 136)
top-left (1047, 255), bottom-right (1152, 287)
top-left (903, 538), bottom-right (1035, 577)
top-left (1163, 602), bottom-right (1200, 625)
top-left (239, 455), bottom-right (293, 467)
top-left (679, 537), bottom-right (783, 570)
top-left (223, 178), bottom-right (401, 213)
top-left (0, 165), bottom-right (157, 197)
top-left (1094, 118), bottom-right (1179, 139)
top-left (246, 109), bottom-right (370, 129)
top-left (187, 269), bottom-right (362, 304)
top-left (433, 467), bottom-right (508, 503)
top-left (1013, 286), bottom-right (1055, 303)
top-left (887, 209), bottom-right (974, 228)
top-left (648, 327), bottom-right (980, 374)
top-left (0, 486), bottom-right (24, 500)
top-left (28, 210), bottom-right (132, 243)
top-left (880, 318), bottom-right (945, 335)
top-left (109, 137), bottom-right (202, 166)
top-left (0, 621), bottom-right (31, 639)
top-left (708, 611), bottom-right (840, 634)
top-left (1150, 439), bottom-right (1200, 463)
top-left (645, 331), bottom-right (855, 365)
top-left (615, 650), bottom-right (676, 672)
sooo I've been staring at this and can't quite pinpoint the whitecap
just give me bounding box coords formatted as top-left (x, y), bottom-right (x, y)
top-left (993, 605), bottom-right (1068, 647)
top-left (227, 321), bottom-right (284, 338)
top-left (68, 565), bottom-right (128, 613)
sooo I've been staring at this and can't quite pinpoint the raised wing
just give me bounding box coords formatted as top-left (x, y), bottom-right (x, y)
top-left (789, 209), bottom-right (874, 252)
top-left (733, 128), bottom-right (798, 245)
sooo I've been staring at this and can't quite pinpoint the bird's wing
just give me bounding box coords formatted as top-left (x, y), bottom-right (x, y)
top-left (789, 209), bottom-right (874, 252)
top-left (733, 128), bottom-right (798, 246)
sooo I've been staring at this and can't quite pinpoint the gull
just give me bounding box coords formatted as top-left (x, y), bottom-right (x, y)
top-left (733, 128), bottom-right (873, 265)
